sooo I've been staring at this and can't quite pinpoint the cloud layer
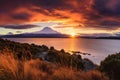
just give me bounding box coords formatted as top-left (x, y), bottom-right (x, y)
top-left (0, 24), bottom-right (38, 29)
top-left (0, 0), bottom-right (120, 30)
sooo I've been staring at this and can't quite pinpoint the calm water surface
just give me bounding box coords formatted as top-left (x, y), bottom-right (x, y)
top-left (6, 38), bottom-right (120, 65)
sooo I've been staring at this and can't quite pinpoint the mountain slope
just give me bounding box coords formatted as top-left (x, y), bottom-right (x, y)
top-left (34, 27), bottom-right (61, 34)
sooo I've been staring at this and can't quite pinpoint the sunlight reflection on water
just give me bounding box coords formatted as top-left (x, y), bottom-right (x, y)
top-left (6, 38), bottom-right (120, 65)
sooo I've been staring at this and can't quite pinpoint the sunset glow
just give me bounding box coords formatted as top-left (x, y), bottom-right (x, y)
top-left (0, 1), bottom-right (120, 80)
top-left (0, 0), bottom-right (120, 37)
top-left (71, 32), bottom-right (76, 37)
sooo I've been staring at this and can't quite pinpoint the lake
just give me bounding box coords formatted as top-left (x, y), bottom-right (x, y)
top-left (6, 38), bottom-right (120, 65)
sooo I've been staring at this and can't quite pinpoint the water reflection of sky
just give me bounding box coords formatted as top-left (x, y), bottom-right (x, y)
top-left (6, 38), bottom-right (120, 65)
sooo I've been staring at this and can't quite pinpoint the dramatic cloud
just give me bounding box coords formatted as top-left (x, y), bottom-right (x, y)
top-left (0, 0), bottom-right (120, 30)
top-left (0, 24), bottom-right (38, 29)
top-left (11, 13), bottom-right (31, 20)
top-left (79, 33), bottom-right (114, 37)
top-left (16, 31), bottom-right (22, 33)
top-left (92, 0), bottom-right (120, 17)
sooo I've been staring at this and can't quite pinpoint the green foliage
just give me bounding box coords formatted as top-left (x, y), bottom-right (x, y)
top-left (0, 38), bottom-right (84, 70)
top-left (0, 38), bottom-right (48, 60)
top-left (100, 53), bottom-right (120, 80)
top-left (50, 46), bottom-right (55, 51)
top-left (46, 50), bottom-right (84, 70)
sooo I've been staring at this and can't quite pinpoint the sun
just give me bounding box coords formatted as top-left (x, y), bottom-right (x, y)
top-left (71, 32), bottom-right (76, 37)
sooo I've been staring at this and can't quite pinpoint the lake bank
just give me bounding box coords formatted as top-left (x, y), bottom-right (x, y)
top-left (5, 38), bottom-right (120, 65)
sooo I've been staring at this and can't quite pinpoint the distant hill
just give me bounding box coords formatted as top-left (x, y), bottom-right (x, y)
top-left (2, 27), bottom-right (120, 39)
top-left (80, 36), bottom-right (120, 40)
top-left (1, 27), bottom-right (70, 38)
top-left (1, 34), bottom-right (69, 38)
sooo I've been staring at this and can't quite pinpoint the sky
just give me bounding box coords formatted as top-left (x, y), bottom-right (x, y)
top-left (0, 0), bottom-right (120, 36)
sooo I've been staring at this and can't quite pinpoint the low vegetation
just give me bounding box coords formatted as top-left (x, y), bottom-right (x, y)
top-left (100, 53), bottom-right (120, 80)
top-left (0, 53), bottom-right (109, 80)
top-left (46, 50), bottom-right (84, 70)
top-left (0, 38), bottom-right (84, 70)
top-left (1, 38), bottom-right (120, 80)
top-left (0, 38), bottom-right (49, 59)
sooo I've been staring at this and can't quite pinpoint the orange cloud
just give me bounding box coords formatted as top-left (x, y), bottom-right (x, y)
top-left (0, 0), bottom-right (120, 31)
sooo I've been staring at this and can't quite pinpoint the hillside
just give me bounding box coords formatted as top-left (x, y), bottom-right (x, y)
top-left (0, 38), bottom-right (85, 70)
top-left (0, 38), bottom-right (110, 80)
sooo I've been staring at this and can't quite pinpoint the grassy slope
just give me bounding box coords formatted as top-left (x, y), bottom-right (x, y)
top-left (0, 38), bottom-right (84, 70)
top-left (0, 38), bottom-right (109, 80)
top-left (0, 53), bottom-right (109, 80)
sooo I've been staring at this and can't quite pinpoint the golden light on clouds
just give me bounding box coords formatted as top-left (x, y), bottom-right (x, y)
top-left (0, 0), bottom-right (120, 36)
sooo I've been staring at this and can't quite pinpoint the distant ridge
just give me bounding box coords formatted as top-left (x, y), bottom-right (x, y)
top-left (1, 27), bottom-right (69, 38)
top-left (3, 27), bottom-right (120, 39)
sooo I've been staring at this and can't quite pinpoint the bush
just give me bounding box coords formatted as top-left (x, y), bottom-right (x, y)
top-left (100, 53), bottom-right (120, 80)
top-left (0, 39), bottom-right (49, 60)
top-left (46, 50), bottom-right (84, 70)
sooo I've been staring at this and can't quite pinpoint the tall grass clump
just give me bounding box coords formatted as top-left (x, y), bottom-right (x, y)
top-left (0, 53), bottom-right (109, 80)
top-left (51, 68), bottom-right (109, 80)
top-left (0, 53), bottom-right (48, 80)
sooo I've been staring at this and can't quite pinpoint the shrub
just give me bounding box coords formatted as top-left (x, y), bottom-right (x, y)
top-left (100, 53), bottom-right (120, 80)
top-left (46, 50), bottom-right (84, 70)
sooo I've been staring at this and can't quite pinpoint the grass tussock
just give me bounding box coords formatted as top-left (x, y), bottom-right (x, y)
top-left (0, 53), bottom-right (109, 80)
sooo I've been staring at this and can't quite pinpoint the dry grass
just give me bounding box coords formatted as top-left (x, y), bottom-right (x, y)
top-left (0, 53), bottom-right (47, 80)
top-left (51, 68), bottom-right (109, 80)
top-left (0, 53), bottom-right (109, 80)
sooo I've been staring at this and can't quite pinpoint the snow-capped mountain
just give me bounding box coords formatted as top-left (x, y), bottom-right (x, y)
top-left (1, 27), bottom-right (69, 38)
top-left (34, 27), bottom-right (61, 34)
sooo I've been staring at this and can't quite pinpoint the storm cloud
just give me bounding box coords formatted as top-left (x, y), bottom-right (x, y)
top-left (0, 0), bottom-right (120, 30)
top-left (0, 24), bottom-right (38, 29)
